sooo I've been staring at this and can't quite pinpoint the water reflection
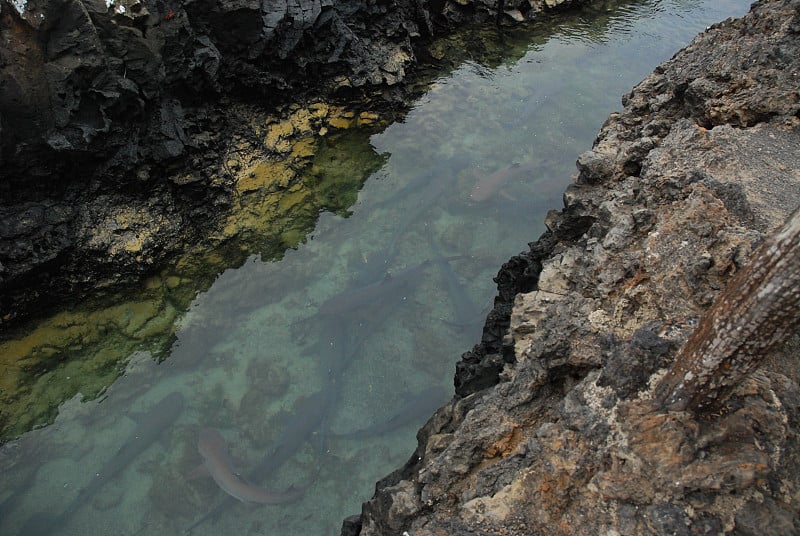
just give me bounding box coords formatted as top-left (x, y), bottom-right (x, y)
top-left (0, 0), bottom-right (751, 534)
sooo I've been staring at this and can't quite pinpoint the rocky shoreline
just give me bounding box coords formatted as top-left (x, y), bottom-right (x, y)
top-left (345, 0), bottom-right (800, 533)
top-left (0, 0), bottom-right (586, 328)
top-left (2, 0), bottom-right (798, 532)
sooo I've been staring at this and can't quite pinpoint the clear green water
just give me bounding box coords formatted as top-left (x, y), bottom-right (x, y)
top-left (0, 1), bottom-right (751, 534)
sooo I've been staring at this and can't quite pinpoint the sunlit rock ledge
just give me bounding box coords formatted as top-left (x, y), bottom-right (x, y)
top-left (345, 0), bottom-right (800, 534)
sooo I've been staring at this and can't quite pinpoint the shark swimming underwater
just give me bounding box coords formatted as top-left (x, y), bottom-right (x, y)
top-left (469, 161), bottom-right (538, 202)
top-left (197, 428), bottom-right (308, 504)
top-left (184, 390), bottom-right (331, 533)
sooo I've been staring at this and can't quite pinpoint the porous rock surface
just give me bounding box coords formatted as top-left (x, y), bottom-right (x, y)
top-left (0, 0), bottom-right (583, 326)
top-left (344, 0), bottom-right (800, 534)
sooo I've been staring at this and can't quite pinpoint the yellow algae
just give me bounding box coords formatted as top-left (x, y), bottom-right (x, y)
top-left (264, 121), bottom-right (295, 150)
top-left (173, 248), bottom-right (229, 281)
top-left (328, 116), bottom-right (354, 129)
top-left (309, 102), bottom-right (329, 118)
top-left (278, 187), bottom-right (312, 212)
top-left (171, 173), bottom-right (200, 185)
top-left (134, 303), bottom-right (178, 340)
top-left (327, 109), bottom-right (357, 130)
top-left (274, 139), bottom-right (293, 154)
top-left (237, 161), bottom-right (296, 193)
top-left (291, 137), bottom-right (317, 159)
top-left (288, 108), bottom-right (314, 134)
top-left (86, 206), bottom-right (171, 259)
top-left (218, 188), bottom-right (287, 241)
top-left (1, 319), bottom-right (90, 371)
top-left (124, 235), bottom-right (145, 254)
top-left (334, 76), bottom-right (352, 88)
top-left (357, 111), bottom-right (380, 126)
top-left (220, 218), bottom-right (242, 239)
top-left (109, 300), bottom-right (161, 337)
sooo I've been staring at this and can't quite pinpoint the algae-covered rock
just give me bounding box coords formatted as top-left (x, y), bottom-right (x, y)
top-left (0, 101), bottom-right (388, 441)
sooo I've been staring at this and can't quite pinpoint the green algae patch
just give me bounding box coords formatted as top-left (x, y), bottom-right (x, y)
top-left (310, 132), bottom-right (389, 217)
top-left (0, 102), bottom-right (389, 442)
top-left (0, 291), bottom-right (179, 441)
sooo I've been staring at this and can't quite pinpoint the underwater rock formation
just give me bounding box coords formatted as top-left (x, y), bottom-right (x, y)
top-left (345, 0), bottom-right (800, 533)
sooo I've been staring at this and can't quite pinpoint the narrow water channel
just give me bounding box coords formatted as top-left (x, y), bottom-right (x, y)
top-left (0, 0), bottom-right (751, 534)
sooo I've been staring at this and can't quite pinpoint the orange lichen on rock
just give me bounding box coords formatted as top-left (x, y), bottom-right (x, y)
top-left (484, 424), bottom-right (522, 458)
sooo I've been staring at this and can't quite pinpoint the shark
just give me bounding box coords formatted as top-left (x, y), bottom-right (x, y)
top-left (469, 161), bottom-right (538, 202)
top-left (184, 390), bottom-right (331, 533)
top-left (433, 255), bottom-right (488, 333)
top-left (197, 428), bottom-right (307, 504)
top-left (357, 157), bottom-right (471, 284)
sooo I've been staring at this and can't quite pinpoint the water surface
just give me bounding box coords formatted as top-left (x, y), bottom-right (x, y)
top-left (0, 1), bottom-right (751, 534)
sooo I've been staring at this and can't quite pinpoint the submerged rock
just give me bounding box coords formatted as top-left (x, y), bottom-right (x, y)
top-left (347, 0), bottom-right (800, 533)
